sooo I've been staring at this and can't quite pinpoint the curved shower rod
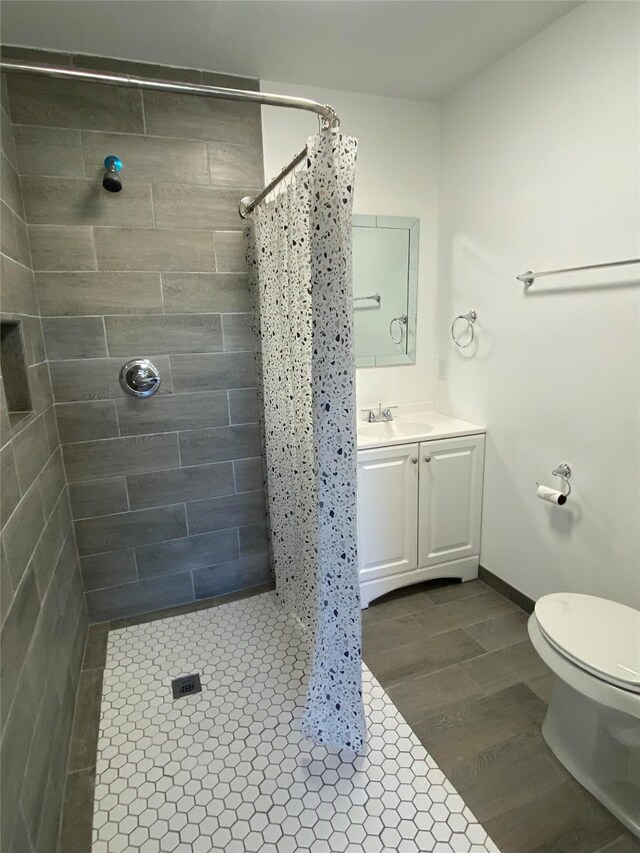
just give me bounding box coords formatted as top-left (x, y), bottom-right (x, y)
top-left (0, 59), bottom-right (340, 217)
top-left (0, 60), bottom-right (339, 124)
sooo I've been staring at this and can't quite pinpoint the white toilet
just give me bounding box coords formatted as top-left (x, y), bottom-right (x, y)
top-left (528, 593), bottom-right (640, 838)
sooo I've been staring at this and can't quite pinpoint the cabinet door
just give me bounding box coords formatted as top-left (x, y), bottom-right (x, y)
top-left (357, 443), bottom-right (419, 583)
top-left (418, 434), bottom-right (485, 568)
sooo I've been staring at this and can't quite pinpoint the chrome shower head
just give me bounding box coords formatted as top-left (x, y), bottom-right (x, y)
top-left (102, 155), bottom-right (123, 192)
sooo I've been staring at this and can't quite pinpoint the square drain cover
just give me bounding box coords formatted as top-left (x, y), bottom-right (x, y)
top-left (171, 673), bottom-right (202, 699)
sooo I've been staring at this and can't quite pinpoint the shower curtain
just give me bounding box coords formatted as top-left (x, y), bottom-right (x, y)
top-left (246, 131), bottom-right (365, 752)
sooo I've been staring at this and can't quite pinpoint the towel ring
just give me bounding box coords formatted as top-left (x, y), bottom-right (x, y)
top-left (451, 310), bottom-right (477, 348)
top-left (389, 314), bottom-right (408, 345)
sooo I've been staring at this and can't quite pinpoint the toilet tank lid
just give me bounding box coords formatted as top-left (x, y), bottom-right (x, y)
top-left (535, 593), bottom-right (640, 689)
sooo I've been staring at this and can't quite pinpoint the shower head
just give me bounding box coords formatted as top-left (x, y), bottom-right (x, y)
top-left (102, 155), bottom-right (123, 192)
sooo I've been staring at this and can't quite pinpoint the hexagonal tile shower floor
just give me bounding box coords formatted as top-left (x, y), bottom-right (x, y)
top-left (93, 591), bottom-right (499, 852)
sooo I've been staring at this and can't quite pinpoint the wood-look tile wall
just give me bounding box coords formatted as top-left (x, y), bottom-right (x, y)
top-left (3, 47), bottom-right (271, 625)
top-left (0, 61), bottom-right (88, 853)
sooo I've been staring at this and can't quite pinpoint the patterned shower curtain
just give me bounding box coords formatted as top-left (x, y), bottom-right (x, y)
top-left (246, 131), bottom-right (365, 752)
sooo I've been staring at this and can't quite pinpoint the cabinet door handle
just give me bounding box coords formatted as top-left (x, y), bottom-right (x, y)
top-left (424, 455), bottom-right (432, 462)
top-left (411, 457), bottom-right (418, 464)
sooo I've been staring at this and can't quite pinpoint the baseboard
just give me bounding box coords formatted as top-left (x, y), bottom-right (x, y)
top-left (479, 565), bottom-right (535, 614)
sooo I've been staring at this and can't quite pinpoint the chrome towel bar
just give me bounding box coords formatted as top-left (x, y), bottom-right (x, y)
top-left (517, 258), bottom-right (640, 287)
top-left (353, 293), bottom-right (381, 305)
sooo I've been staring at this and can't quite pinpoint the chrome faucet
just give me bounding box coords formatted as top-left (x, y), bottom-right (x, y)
top-left (361, 403), bottom-right (398, 423)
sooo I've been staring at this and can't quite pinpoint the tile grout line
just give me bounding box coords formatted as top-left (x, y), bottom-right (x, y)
top-left (159, 271), bottom-right (166, 314)
top-left (58, 424), bottom-right (259, 449)
top-left (183, 501), bottom-right (189, 536)
top-left (9, 117), bottom-right (264, 148)
top-left (84, 550), bottom-right (272, 601)
top-left (101, 315), bottom-right (110, 357)
top-left (139, 88), bottom-right (147, 136)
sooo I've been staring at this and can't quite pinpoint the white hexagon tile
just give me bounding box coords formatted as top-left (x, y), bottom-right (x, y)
top-left (92, 592), bottom-right (499, 852)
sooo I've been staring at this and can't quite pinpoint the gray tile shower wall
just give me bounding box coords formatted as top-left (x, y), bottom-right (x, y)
top-left (0, 66), bottom-right (88, 853)
top-left (3, 47), bottom-right (272, 625)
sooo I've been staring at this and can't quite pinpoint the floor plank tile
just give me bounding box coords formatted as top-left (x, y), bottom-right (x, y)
top-left (384, 662), bottom-right (485, 725)
top-left (362, 611), bottom-right (426, 656)
top-left (410, 589), bottom-right (518, 638)
top-left (447, 725), bottom-right (568, 822)
top-left (364, 627), bottom-right (485, 688)
top-left (462, 639), bottom-right (549, 694)
top-left (412, 682), bottom-right (548, 767)
top-left (526, 671), bottom-right (556, 704)
top-left (484, 779), bottom-right (632, 853)
top-left (465, 609), bottom-right (530, 651)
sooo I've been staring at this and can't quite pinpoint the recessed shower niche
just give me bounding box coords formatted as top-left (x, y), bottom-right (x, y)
top-left (0, 319), bottom-right (33, 428)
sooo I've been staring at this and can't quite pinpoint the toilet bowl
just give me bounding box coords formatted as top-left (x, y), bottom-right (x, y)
top-left (528, 593), bottom-right (640, 838)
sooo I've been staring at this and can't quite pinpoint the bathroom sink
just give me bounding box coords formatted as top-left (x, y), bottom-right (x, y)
top-left (358, 419), bottom-right (434, 441)
top-left (356, 410), bottom-right (485, 449)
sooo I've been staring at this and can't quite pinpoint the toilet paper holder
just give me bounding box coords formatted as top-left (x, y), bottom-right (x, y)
top-left (537, 462), bottom-right (572, 499)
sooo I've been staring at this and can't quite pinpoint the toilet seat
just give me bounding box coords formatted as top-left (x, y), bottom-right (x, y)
top-left (535, 593), bottom-right (640, 694)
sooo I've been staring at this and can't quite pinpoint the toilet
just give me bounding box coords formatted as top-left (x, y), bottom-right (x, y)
top-left (528, 593), bottom-right (640, 838)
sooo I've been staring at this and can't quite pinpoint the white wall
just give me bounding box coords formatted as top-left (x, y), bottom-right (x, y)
top-left (260, 82), bottom-right (440, 407)
top-left (435, 1), bottom-right (640, 606)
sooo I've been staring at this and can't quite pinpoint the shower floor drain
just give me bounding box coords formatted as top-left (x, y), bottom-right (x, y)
top-left (171, 673), bottom-right (202, 699)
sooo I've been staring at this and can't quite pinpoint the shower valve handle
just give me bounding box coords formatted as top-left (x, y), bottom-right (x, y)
top-left (120, 358), bottom-right (161, 398)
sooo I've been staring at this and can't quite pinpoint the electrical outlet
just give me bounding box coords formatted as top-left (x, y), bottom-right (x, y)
top-left (437, 358), bottom-right (448, 380)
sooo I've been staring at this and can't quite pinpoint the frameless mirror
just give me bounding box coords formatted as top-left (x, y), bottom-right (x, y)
top-left (352, 215), bottom-right (419, 367)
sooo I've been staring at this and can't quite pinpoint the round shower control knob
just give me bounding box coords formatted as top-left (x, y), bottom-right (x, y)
top-left (119, 358), bottom-right (161, 398)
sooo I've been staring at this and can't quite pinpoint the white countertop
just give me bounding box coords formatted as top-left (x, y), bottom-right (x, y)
top-left (357, 408), bottom-right (485, 450)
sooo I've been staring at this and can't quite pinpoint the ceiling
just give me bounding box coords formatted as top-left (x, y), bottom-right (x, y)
top-left (1, 0), bottom-right (580, 102)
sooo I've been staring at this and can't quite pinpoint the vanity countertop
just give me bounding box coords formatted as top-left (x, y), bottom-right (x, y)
top-left (357, 409), bottom-right (485, 450)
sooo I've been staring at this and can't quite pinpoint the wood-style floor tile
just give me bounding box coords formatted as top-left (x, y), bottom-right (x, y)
top-left (410, 589), bottom-right (518, 638)
top-left (447, 725), bottom-right (568, 822)
top-left (461, 638), bottom-right (549, 694)
top-left (412, 682), bottom-right (547, 767)
top-left (483, 779), bottom-right (634, 853)
top-left (362, 610), bottom-right (425, 656)
top-left (384, 662), bottom-right (484, 725)
top-left (465, 608), bottom-right (530, 651)
top-left (366, 579), bottom-right (631, 850)
top-left (364, 627), bottom-right (485, 688)
top-left (526, 670), bottom-right (556, 704)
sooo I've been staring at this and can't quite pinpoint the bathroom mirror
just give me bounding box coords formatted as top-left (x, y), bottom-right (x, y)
top-left (352, 215), bottom-right (419, 367)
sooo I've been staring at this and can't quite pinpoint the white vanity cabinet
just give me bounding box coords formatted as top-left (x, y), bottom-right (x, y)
top-left (357, 433), bottom-right (485, 607)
